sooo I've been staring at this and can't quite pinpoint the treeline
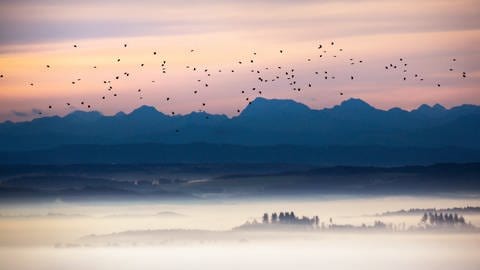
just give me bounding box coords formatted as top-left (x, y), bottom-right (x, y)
top-left (236, 211), bottom-right (393, 231)
top-left (379, 206), bottom-right (480, 216)
top-left (234, 210), bottom-right (477, 232)
top-left (262, 212), bottom-right (319, 226)
top-left (421, 212), bottom-right (467, 226)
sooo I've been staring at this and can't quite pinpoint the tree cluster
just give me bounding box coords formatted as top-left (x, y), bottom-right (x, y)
top-left (262, 212), bottom-right (319, 227)
top-left (421, 212), bottom-right (466, 226)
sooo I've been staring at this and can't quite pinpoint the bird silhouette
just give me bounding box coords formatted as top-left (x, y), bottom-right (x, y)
top-left (5, 41), bottom-right (470, 119)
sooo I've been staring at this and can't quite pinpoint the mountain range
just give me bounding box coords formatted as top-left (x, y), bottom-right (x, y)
top-left (1, 97), bottom-right (479, 165)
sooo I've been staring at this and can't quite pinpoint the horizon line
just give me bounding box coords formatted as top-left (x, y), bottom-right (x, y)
top-left (3, 96), bottom-right (480, 124)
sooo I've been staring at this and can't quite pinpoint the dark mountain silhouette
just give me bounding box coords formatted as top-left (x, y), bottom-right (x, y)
top-left (0, 97), bottom-right (479, 165)
top-left (1, 97), bottom-right (479, 150)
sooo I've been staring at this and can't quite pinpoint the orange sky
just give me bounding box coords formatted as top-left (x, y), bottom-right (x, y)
top-left (0, 0), bottom-right (479, 121)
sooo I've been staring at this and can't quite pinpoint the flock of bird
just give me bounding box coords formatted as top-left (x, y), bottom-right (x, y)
top-left (383, 57), bottom-right (467, 88)
top-left (0, 42), bottom-right (470, 122)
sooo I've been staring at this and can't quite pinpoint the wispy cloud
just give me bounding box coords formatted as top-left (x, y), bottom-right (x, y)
top-left (11, 110), bottom-right (28, 117)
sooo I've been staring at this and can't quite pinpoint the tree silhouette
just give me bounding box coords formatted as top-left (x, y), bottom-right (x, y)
top-left (421, 212), bottom-right (428, 223)
top-left (262, 213), bottom-right (269, 224)
top-left (422, 211), bottom-right (468, 227)
top-left (271, 213), bottom-right (278, 223)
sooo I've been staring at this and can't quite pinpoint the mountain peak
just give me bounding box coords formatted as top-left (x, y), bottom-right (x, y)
top-left (331, 98), bottom-right (375, 113)
top-left (433, 104), bottom-right (446, 111)
top-left (339, 98), bottom-right (373, 109)
top-left (64, 110), bottom-right (103, 121)
top-left (130, 105), bottom-right (159, 116)
top-left (114, 111), bottom-right (127, 117)
top-left (414, 103), bottom-right (447, 114)
top-left (416, 104), bottom-right (431, 110)
top-left (251, 97), bottom-right (310, 108)
top-left (240, 97), bottom-right (311, 117)
top-left (388, 107), bottom-right (407, 113)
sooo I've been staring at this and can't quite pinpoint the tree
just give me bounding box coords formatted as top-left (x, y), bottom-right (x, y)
top-left (421, 212), bottom-right (428, 223)
top-left (446, 213), bottom-right (453, 224)
top-left (271, 213), bottom-right (278, 223)
top-left (429, 212), bottom-right (435, 225)
top-left (279, 212), bottom-right (285, 223)
top-left (262, 213), bottom-right (269, 224)
top-left (284, 212), bottom-right (290, 223)
top-left (438, 213), bottom-right (445, 224)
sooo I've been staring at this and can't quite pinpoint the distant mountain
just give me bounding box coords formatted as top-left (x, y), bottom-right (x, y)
top-left (0, 98), bottom-right (480, 165)
top-left (1, 97), bottom-right (479, 152)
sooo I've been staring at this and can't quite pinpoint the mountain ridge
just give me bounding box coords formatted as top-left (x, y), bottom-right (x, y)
top-left (5, 97), bottom-right (480, 125)
top-left (0, 97), bottom-right (479, 152)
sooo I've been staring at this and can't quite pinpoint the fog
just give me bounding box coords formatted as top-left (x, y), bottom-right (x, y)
top-left (1, 235), bottom-right (480, 270)
top-left (1, 195), bottom-right (480, 269)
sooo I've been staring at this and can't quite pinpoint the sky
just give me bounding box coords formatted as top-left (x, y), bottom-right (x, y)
top-left (0, 0), bottom-right (479, 121)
